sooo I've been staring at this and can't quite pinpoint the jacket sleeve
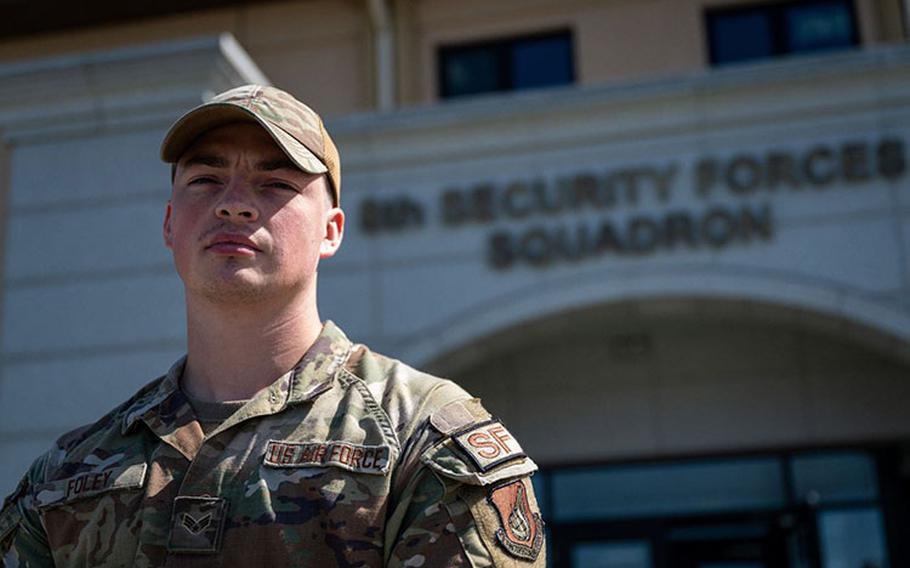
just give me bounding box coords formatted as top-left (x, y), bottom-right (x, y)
top-left (1, 455), bottom-right (54, 568)
top-left (384, 398), bottom-right (546, 568)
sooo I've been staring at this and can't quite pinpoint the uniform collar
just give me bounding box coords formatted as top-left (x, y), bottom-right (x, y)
top-left (121, 357), bottom-right (184, 435)
top-left (121, 321), bottom-right (353, 436)
top-left (286, 320), bottom-right (353, 404)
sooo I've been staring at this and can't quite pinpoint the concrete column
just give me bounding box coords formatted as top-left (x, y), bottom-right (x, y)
top-left (368, 0), bottom-right (395, 111)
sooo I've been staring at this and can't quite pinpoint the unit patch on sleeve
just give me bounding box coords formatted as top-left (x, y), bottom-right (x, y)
top-left (488, 479), bottom-right (544, 561)
top-left (263, 440), bottom-right (391, 474)
top-left (452, 420), bottom-right (526, 472)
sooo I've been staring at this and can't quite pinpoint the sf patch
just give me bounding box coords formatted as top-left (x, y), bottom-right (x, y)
top-left (488, 480), bottom-right (544, 561)
top-left (452, 420), bottom-right (526, 472)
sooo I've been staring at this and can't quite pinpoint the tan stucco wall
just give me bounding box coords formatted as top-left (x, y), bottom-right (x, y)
top-left (0, 0), bottom-right (903, 114)
top-left (0, 0), bottom-right (370, 117)
top-left (408, 0), bottom-right (905, 102)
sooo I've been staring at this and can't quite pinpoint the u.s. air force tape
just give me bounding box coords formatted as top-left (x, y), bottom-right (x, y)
top-left (452, 420), bottom-right (526, 472)
top-left (263, 440), bottom-right (391, 474)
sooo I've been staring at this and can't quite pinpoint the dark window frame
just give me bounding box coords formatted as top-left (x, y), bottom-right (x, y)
top-left (541, 445), bottom-right (894, 568)
top-left (704, 0), bottom-right (860, 66)
top-left (437, 29), bottom-right (575, 99)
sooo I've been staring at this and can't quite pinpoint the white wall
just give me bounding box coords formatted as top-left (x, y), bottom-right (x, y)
top-left (325, 48), bottom-right (910, 370)
top-left (440, 300), bottom-right (910, 464)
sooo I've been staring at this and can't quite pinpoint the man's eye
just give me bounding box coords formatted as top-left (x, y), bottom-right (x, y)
top-left (188, 176), bottom-right (218, 186)
top-left (265, 181), bottom-right (297, 192)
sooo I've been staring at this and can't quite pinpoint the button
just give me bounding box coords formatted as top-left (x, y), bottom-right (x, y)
top-left (167, 496), bottom-right (227, 553)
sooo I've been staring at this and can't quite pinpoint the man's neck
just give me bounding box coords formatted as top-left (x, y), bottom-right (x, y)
top-left (181, 291), bottom-right (323, 402)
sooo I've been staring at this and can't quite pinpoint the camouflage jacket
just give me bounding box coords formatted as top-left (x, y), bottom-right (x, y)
top-left (0, 322), bottom-right (545, 567)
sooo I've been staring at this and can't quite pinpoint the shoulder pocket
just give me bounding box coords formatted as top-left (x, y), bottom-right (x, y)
top-left (33, 463), bottom-right (147, 510)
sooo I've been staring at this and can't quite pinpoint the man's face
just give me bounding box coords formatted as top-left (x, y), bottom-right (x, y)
top-left (163, 122), bottom-right (343, 304)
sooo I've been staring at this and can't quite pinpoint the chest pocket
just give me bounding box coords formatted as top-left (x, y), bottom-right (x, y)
top-left (250, 438), bottom-right (395, 533)
top-left (36, 463), bottom-right (147, 564)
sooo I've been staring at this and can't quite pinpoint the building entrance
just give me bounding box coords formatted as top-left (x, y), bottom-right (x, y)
top-left (430, 299), bottom-right (910, 568)
top-left (665, 519), bottom-right (789, 568)
top-left (543, 449), bottom-right (890, 568)
top-left (563, 514), bottom-right (791, 568)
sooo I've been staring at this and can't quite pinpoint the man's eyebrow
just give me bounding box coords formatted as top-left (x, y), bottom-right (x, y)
top-left (182, 154), bottom-right (228, 168)
top-left (256, 158), bottom-right (299, 172)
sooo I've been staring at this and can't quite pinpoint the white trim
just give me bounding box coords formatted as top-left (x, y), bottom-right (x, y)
top-left (396, 267), bottom-right (910, 368)
top-left (368, 0), bottom-right (396, 112)
top-left (330, 45), bottom-right (910, 171)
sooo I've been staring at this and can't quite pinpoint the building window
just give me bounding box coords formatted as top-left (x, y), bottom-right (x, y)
top-left (542, 450), bottom-right (892, 568)
top-left (706, 0), bottom-right (858, 65)
top-left (438, 30), bottom-right (574, 99)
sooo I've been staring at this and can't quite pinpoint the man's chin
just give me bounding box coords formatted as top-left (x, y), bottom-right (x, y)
top-left (192, 277), bottom-right (274, 304)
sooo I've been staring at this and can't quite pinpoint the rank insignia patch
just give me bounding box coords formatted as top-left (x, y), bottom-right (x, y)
top-left (488, 479), bottom-right (544, 561)
top-left (168, 496), bottom-right (227, 553)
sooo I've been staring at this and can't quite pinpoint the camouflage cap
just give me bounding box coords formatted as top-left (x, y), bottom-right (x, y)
top-left (160, 85), bottom-right (341, 206)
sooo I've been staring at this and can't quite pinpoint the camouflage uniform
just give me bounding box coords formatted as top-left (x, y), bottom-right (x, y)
top-left (0, 322), bottom-right (545, 567)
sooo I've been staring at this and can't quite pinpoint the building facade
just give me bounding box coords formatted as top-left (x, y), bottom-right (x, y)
top-left (0, 1), bottom-right (908, 567)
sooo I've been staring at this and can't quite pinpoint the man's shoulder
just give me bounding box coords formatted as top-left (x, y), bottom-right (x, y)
top-left (342, 342), bottom-right (471, 419)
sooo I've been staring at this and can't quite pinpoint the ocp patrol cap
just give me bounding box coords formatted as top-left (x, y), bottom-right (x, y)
top-left (160, 84), bottom-right (341, 206)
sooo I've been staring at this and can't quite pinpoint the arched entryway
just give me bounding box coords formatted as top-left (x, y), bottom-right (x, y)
top-left (427, 298), bottom-right (910, 568)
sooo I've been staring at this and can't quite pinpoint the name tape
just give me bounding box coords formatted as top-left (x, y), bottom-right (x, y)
top-left (35, 463), bottom-right (147, 509)
top-left (263, 440), bottom-right (391, 474)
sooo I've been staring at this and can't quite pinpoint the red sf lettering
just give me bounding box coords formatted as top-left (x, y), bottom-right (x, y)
top-left (467, 431), bottom-right (501, 459)
top-left (489, 425), bottom-right (513, 453)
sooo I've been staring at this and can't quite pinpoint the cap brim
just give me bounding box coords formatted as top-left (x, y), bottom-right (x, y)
top-left (160, 103), bottom-right (328, 176)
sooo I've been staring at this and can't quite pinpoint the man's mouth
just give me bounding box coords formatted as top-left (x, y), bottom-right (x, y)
top-left (205, 233), bottom-right (262, 255)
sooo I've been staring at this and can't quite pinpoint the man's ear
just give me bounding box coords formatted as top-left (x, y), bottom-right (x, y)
top-left (320, 207), bottom-right (345, 259)
top-left (163, 201), bottom-right (174, 250)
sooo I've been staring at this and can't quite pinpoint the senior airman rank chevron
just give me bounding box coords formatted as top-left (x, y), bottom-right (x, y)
top-left (452, 420), bottom-right (526, 472)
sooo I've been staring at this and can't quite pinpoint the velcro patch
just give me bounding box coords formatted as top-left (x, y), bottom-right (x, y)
top-left (34, 463), bottom-right (147, 509)
top-left (263, 440), bottom-right (391, 474)
top-left (430, 398), bottom-right (488, 435)
top-left (452, 420), bottom-right (525, 472)
top-left (488, 479), bottom-right (545, 561)
top-left (458, 477), bottom-right (546, 566)
top-left (168, 496), bottom-right (227, 554)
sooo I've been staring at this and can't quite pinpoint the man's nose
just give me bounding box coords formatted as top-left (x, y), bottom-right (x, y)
top-left (214, 182), bottom-right (259, 221)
